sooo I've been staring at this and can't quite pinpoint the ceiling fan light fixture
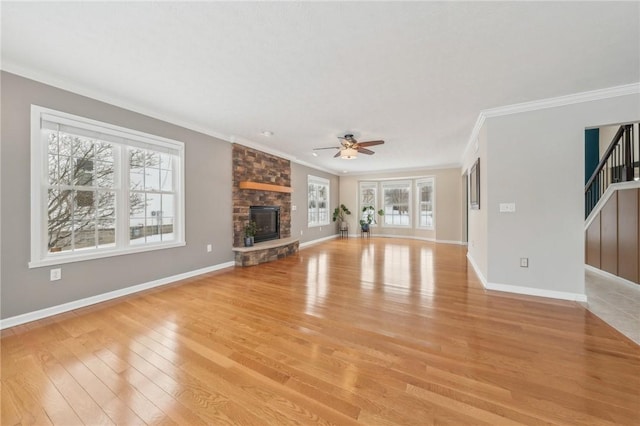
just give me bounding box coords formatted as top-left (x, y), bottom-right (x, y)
top-left (341, 148), bottom-right (358, 159)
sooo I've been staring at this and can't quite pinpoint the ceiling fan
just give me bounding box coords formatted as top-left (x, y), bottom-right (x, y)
top-left (313, 134), bottom-right (385, 159)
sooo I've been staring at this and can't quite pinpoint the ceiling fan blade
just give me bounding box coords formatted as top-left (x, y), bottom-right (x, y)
top-left (313, 146), bottom-right (340, 150)
top-left (357, 140), bottom-right (384, 147)
top-left (357, 147), bottom-right (375, 155)
top-left (333, 151), bottom-right (342, 158)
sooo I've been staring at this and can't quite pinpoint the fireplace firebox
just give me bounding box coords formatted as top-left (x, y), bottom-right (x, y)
top-left (250, 206), bottom-right (280, 243)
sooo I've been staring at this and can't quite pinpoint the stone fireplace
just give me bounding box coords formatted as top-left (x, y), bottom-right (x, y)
top-left (232, 144), bottom-right (292, 247)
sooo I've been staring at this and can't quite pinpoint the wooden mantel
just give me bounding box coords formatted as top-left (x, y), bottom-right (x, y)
top-left (239, 181), bottom-right (293, 193)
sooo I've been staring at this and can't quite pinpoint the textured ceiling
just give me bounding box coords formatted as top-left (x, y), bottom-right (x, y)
top-left (2, 1), bottom-right (639, 174)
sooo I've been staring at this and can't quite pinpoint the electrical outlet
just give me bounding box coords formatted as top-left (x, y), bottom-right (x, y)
top-left (520, 258), bottom-right (529, 268)
top-left (50, 268), bottom-right (61, 281)
top-left (292, 205), bottom-right (297, 211)
top-left (207, 244), bottom-right (212, 252)
top-left (300, 230), bottom-right (303, 235)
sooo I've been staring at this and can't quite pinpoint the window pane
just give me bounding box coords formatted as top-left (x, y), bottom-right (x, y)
top-left (160, 169), bottom-right (172, 191)
top-left (130, 220), bottom-right (146, 244)
top-left (146, 193), bottom-right (161, 215)
top-left (383, 184), bottom-right (410, 226)
top-left (97, 191), bottom-right (116, 220)
top-left (74, 222), bottom-right (96, 250)
top-left (48, 189), bottom-right (72, 252)
top-left (96, 160), bottom-right (114, 188)
top-left (161, 217), bottom-right (175, 241)
top-left (145, 167), bottom-right (161, 191)
top-left (98, 219), bottom-right (116, 247)
top-left (130, 148), bottom-right (145, 167)
top-left (34, 107), bottom-right (185, 265)
top-left (74, 158), bottom-right (94, 186)
top-left (55, 155), bottom-right (73, 186)
top-left (417, 180), bottom-right (434, 228)
top-left (129, 193), bottom-right (146, 219)
top-left (47, 131), bottom-right (59, 154)
top-left (161, 194), bottom-right (174, 217)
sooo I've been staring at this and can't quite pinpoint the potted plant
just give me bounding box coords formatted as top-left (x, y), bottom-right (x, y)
top-left (360, 206), bottom-right (384, 231)
top-left (332, 204), bottom-right (351, 231)
top-left (244, 221), bottom-right (257, 247)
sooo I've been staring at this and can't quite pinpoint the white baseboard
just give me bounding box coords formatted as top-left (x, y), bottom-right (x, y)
top-left (485, 282), bottom-right (588, 302)
top-left (299, 234), bottom-right (338, 249)
top-left (0, 260), bottom-right (235, 330)
top-left (585, 264), bottom-right (639, 289)
top-left (466, 252), bottom-right (587, 302)
top-left (466, 252), bottom-right (488, 288)
top-left (355, 233), bottom-right (466, 245)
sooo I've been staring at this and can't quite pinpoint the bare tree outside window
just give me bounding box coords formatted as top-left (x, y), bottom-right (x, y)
top-left (47, 131), bottom-right (118, 251)
top-left (47, 132), bottom-right (161, 252)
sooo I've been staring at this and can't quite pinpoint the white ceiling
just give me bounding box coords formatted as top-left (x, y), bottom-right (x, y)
top-left (2, 1), bottom-right (639, 174)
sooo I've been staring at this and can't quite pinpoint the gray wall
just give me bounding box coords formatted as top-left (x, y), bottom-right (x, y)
top-left (463, 92), bottom-right (640, 297)
top-left (290, 162), bottom-right (340, 243)
top-left (1, 72), bottom-right (233, 319)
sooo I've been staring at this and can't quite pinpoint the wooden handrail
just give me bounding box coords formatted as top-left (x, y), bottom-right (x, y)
top-left (584, 125), bottom-right (626, 192)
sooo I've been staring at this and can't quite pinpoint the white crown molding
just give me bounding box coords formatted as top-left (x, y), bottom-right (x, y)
top-left (461, 82), bottom-right (640, 165)
top-left (2, 66), bottom-right (341, 177)
top-left (0, 260), bottom-right (235, 330)
top-left (1, 64), bottom-right (238, 143)
top-left (345, 163), bottom-right (462, 177)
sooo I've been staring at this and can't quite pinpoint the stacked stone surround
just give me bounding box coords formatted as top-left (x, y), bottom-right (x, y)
top-left (233, 239), bottom-right (299, 267)
top-left (232, 143), bottom-right (292, 248)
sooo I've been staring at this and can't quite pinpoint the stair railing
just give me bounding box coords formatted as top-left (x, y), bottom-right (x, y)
top-left (584, 124), bottom-right (637, 218)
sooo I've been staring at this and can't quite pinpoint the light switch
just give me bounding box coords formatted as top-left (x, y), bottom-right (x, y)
top-left (499, 203), bottom-right (516, 213)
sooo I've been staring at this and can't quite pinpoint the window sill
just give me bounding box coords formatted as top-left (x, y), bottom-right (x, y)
top-left (29, 240), bottom-right (186, 268)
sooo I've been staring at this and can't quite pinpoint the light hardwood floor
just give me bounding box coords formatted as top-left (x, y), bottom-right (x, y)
top-left (2, 238), bottom-right (639, 425)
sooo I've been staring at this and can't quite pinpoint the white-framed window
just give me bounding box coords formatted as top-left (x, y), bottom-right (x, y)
top-left (359, 181), bottom-right (378, 225)
top-left (308, 175), bottom-right (330, 227)
top-left (382, 180), bottom-right (411, 227)
top-left (416, 178), bottom-right (435, 229)
top-left (30, 105), bottom-right (185, 268)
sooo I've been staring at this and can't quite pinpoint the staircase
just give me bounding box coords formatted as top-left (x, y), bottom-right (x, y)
top-left (585, 123), bottom-right (638, 218)
top-left (585, 122), bottom-right (640, 285)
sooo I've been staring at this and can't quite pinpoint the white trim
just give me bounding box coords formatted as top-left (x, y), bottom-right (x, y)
top-left (585, 264), bottom-right (639, 289)
top-left (346, 163), bottom-right (462, 177)
top-left (0, 261), bottom-right (235, 330)
top-left (30, 105), bottom-right (186, 267)
top-left (466, 252), bottom-right (488, 288)
top-left (307, 175), bottom-right (331, 227)
top-left (6, 65), bottom-right (339, 176)
top-left (467, 252), bottom-right (587, 302)
top-left (416, 177), bottom-right (435, 230)
top-left (29, 241), bottom-right (186, 268)
top-left (355, 233), bottom-right (465, 245)
top-left (461, 83), bottom-right (640, 166)
top-left (584, 181), bottom-right (640, 229)
top-left (299, 234), bottom-right (338, 249)
top-left (485, 282), bottom-right (588, 303)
